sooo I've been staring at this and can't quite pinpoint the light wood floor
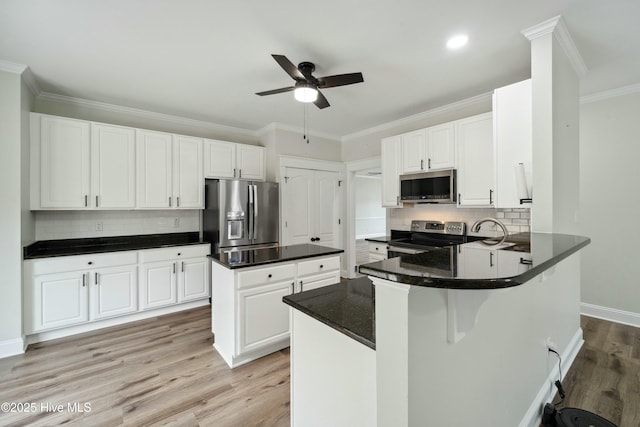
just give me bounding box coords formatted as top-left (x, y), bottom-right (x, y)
top-left (1, 307), bottom-right (638, 426)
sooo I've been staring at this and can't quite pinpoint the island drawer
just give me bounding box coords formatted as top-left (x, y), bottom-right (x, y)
top-left (297, 256), bottom-right (340, 277)
top-left (368, 242), bottom-right (388, 256)
top-left (237, 263), bottom-right (296, 289)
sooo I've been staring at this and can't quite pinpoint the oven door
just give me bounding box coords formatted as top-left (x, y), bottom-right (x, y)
top-left (387, 245), bottom-right (427, 258)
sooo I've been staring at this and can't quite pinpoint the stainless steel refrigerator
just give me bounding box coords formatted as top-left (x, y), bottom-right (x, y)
top-left (203, 179), bottom-right (279, 253)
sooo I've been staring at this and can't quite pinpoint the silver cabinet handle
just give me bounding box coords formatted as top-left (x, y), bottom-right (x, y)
top-left (95, 272), bottom-right (99, 285)
top-left (420, 159), bottom-right (424, 170)
top-left (428, 158), bottom-right (431, 169)
top-left (96, 195), bottom-right (99, 207)
top-left (489, 189), bottom-right (493, 205)
top-left (169, 197), bottom-right (172, 207)
top-left (239, 169), bottom-right (242, 179)
top-left (173, 262), bottom-right (176, 274)
top-left (84, 195), bottom-right (88, 207)
top-left (233, 168), bottom-right (237, 177)
top-left (181, 261), bottom-right (184, 272)
top-left (291, 282), bottom-right (295, 294)
top-left (300, 280), bottom-right (303, 292)
top-left (82, 273), bottom-right (86, 287)
top-left (489, 252), bottom-right (494, 267)
top-left (177, 196), bottom-right (180, 207)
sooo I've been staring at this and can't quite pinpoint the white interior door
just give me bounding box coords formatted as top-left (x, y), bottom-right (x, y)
top-left (282, 167), bottom-right (314, 245)
top-left (314, 170), bottom-right (340, 248)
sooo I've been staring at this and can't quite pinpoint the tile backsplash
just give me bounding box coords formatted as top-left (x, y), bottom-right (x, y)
top-left (35, 210), bottom-right (200, 240)
top-left (388, 205), bottom-right (530, 234)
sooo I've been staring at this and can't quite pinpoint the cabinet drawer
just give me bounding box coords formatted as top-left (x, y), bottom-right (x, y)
top-left (237, 263), bottom-right (296, 289)
top-left (297, 256), bottom-right (340, 277)
top-left (139, 244), bottom-right (210, 263)
top-left (29, 251), bottom-right (138, 275)
top-left (368, 242), bottom-right (388, 256)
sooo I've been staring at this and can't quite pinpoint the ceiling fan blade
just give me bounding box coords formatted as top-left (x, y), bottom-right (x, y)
top-left (255, 86), bottom-right (295, 96)
top-left (272, 54), bottom-right (305, 80)
top-left (314, 91), bottom-right (330, 109)
top-left (317, 72), bottom-right (364, 88)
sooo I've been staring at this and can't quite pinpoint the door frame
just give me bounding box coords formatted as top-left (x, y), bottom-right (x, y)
top-left (345, 157), bottom-right (382, 278)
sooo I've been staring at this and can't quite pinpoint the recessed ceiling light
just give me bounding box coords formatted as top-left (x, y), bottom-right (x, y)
top-left (447, 34), bottom-right (469, 50)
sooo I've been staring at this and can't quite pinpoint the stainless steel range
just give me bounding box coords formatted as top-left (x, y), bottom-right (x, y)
top-left (387, 220), bottom-right (467, 257)
top-left (386, 220), bottom-right (468, 278)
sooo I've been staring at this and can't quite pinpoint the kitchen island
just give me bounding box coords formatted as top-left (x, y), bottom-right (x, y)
top-left (210, 243), bottom-right (343, 368)
top-left (283, 232), bottom-right (590, 427)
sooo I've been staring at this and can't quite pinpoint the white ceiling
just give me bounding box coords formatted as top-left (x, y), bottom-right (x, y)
top-left (1, 0), bottom-right (639, 138)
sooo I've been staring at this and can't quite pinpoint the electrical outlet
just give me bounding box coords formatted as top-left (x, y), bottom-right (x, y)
top-left (173, 218), bottom-right (180, 228)
top-left (546, 337), bottom-right (557, 352)
top-left (95, 221), bottom-right (103, 231)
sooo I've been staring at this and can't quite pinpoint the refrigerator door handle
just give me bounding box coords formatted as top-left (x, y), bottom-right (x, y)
top-left (248, 184), bottom-right (254, 243)
top-left (253, 185), bottom-right (258, 240)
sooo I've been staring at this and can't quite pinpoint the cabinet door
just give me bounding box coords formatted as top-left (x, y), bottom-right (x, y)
top-left (136, 130), bottom-right (173, 208)
top-left (90, 265), bottom-right (137, 320)
top-left (458, 247), bottom-right (497, 279)
top-left (237, 145), bottom-right (265, 181)
top-left (204, 139), bottom-right (236, 179)
top-left (456, 113), bottom-right (494, 206)
top-left (299, 271), bottom-right (340, 292)
top-left (30, 271), bottom-right (89, 332)
top-left (139, 260), bottom-right (177, 310)
top-left (173, 135), bottom-right (204, 208)
top-left (381, 136), bottom-right (403, 207)
top-left (178, 257), bottom-right (209, 302)
top-left (400, 129), bottom-right (427, 174)
top-left (494, 79), bottom-right (532, 208)
top-left (91, 123), bottom-right (136, 209)
top-left (238, 281), bottom-right (292, 354)
top-left (426, 122), bottom-right (455, 170)
top-left (40, 116), bottom-right (91, 208)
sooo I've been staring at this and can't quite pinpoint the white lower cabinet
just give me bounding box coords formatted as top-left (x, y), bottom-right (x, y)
top-left (367, 241), bottom-right (388, 262)
top-left (31, 271), bottom-right (89, 332)
top-left (24, 243), bottom-right (210, 337)
top-left (90, 264), bottom-right (138, 321)
top-left (211, 254), bottom-right (341, 368)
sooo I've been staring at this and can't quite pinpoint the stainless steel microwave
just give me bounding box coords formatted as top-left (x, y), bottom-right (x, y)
top-left (399, 169), bottom-right (457, 204)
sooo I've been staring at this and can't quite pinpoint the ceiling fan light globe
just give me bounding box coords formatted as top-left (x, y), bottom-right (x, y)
top-left (294, 87), bottom-right (318, 103)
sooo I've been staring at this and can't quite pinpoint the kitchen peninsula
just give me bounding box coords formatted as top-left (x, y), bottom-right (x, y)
top-left (284, 232), bottom-right (590, 427)
top-left (210, 243), bottom-right (343, 368)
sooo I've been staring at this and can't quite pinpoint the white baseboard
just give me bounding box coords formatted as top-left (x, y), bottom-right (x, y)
top-left (581, 303), bottom-right (640, 328)
top-left (0, 337), bottom-right (26, 359)
top-left (519, 327), bottom-right (584, 427)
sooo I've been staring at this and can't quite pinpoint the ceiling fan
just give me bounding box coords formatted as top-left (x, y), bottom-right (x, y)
top-left (255, 54), bottom-right (364, 109)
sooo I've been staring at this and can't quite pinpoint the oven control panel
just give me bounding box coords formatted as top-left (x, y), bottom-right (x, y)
top-left (410, 220), bottom-right (466, 235)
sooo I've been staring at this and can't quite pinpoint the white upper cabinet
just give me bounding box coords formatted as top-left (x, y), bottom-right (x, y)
top-left (91, 123), bottom-right (136, 209)
top-left (204, 139), bottom-right (265, 181)
top-left (493, 79), bottom-right (532, 208)
top-left (37, 115), bottom-right (91, 209)
top-left (136, 130), bottom-right (204, 209)
top-left (400, 124), bottom-right (455, 174)
top-left (381, 135), bottom-right (403, 208)
top-left (400, 130), bottom-right (427, 173)
top-left (236, 144), bottom-right (265, 181)
top-left (427, 122), bottom-right (456, 170)
top-left (136, 129), bottom-right (174, 209)
top-left (173, 135), bottom-right (204, 208)
top-left (456, 113), bottom-right (494, 207)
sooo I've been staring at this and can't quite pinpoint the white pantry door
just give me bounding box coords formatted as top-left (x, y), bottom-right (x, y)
top-left (282, 167), bottom-right (341, 248)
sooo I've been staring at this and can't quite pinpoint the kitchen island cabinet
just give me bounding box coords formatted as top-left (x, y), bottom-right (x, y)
top-left (210, 244), bottom-right (343, 368)
top-left (285, 233), bottom-right (590, 427)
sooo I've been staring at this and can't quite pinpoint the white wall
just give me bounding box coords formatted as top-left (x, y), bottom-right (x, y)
top-left (0, 68), bottom-right (33, 354)
top-left (355, 176), bottom-right (385, 239)
top-left (579, 91), bottom-right (640, 318)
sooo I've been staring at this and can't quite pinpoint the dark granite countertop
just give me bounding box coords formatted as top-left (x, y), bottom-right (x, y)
top-left (211, 244), bottom-right (344, 269)
top-left (283, 277), bottom-right (375, 349)
top-left (24, 232), bottom-right (208, 259)
top-left (359, 232), bottom-right (590, 289)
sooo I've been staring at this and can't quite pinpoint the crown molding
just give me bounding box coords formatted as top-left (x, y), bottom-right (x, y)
top-left (0, 60), bottom-right (41, 95)
top-left (580, 83), bottom-right (640, 104)
top-left (258, 121), bottom-right (341, 142)
top-left (341, 91), bottom-right (492, 143)
top-left (37, 92), bottom-right (258, 138)
top-left (521, 15), bottom-right (587, 78)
